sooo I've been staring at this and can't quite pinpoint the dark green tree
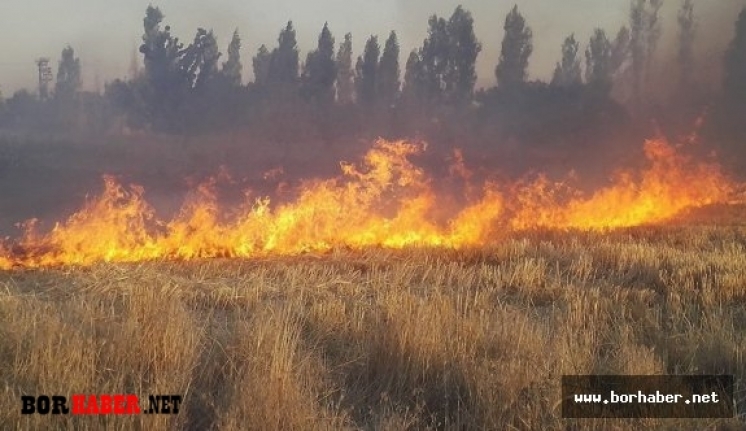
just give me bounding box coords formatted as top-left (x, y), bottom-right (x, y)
top-left (445, 5), bottom-right (481, 104)
top-left (420, 15), bottom-right (449, 103)
top-left (610, 26), bottom-right (631, 74)
top-left (495, 5), bottom-right (533, 88)
top-left (723, 8), bottom-right (746, 105)
top-left (585, 29), bottom-right (612, 91)
top-left (4, 90), bottom-right (40, 128)
top-left (139, 6), bottom-right (183, 91)
top-left (336, 33), bottom-right (354, 104)
top-left (268, 21), bottom-right (299, 87)
top-left (180, 28), bottom-right (221, 90)
top-left (677, 0), bottom-right (696, 90)
top-left (645, 0), bottom-right (664, 83)
top-left (551, 34), bottom-right (582, 88)
top-left (253, 45), bottom-right (271, 86)
top-left (138, 6), bottom-right (185, 130)
top-left (402, 50), bottom-right (426, 104)
top-left (55, 45), bottom-right (81, 102)
top-left (586, 27), bottom-right (630, 96)
top-left (410, 6), bottom-right (481, 106)
top-left (221, 29), bottom-right (242, 86)
top-left (377, 31), bottom-right (400, 105)
top-left (629, 0), bottom-right (663, 105)
top-left (355, 35), bottom-right (380, 106)
top-left (301, 22), bottom-right (337, 104)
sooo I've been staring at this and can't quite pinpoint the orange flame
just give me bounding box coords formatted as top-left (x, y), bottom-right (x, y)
top-left (509, 138), bottom-right (735, 230)
top-left (0, 137), bottom-right (740, 269)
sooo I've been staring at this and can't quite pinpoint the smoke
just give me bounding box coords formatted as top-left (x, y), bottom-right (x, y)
top-left (1, 1), bottom-right (742, 93)
top-left (1, 0), bottom-right (744, 237)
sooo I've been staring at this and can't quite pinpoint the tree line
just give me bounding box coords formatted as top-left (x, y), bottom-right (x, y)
top-left (0, 2), bottom-right (744, 158)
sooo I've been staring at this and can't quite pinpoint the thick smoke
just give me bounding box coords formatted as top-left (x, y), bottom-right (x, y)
top-left (0, 1), bottom-right (744, 238)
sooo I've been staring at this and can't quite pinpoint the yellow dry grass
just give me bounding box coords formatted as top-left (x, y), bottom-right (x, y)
top-left (1, 225), bottom-right (745, 430)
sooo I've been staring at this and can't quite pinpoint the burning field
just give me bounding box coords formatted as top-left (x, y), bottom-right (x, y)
top-left (1, 135), bottom-right (746, 430)
top-left (0, 135), bottom-right (742, 269)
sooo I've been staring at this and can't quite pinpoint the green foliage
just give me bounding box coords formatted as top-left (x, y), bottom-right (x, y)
top-left (138, 6), bottom-right (187, 131)
top-left (585, 29), bottom-right (613, 93)
top-left (610, 27), bottom-right (631, 77)
top-left (221, 29), bottom-right (242, 87)
top-left (411, 6), bottom-right (481, 106)
top-left (551, 34), bottom-right (582, 88)
top-left (180, 28), bottom-right (221, 90)
top-left (377, 31), bottom-right (400, 105)
top-left (723, 8), bottom-right (746, 105)
top-left (55, 46), bottom-right (81, 103)
top-left (335, 33), bottom-right (354, 104)
top-left (268, 21), bottom-right (299, 88)
top-left (301, 22), bottom-right (337, 105)
top-left (677, 0), bottom-right (695, 90)
top-left (355, 36), bottom-right (380, 106)
top-left (253, 45), bottom-right (272, 87)
top-left (420, 15), bottom-right (449, 103)
top-left (336, 34), bottom-right (354, 105)
top-left (583, 26), bottom-right (629, 98)
top-left (139, 6), bottom-right (183, 91)
top-left (629, 0), bottom-right (663, 105)
top-left (444, 6), bottom-right (481, 104)
top-left (4, 90), bottom-right (41, 129)
top-left (495, 5), bottom-right (533, 89)
top-left (402, 50), bottom-right (426, 106)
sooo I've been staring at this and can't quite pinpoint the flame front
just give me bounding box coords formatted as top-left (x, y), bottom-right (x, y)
top-left (509, 138), bottom-right (736, 230)
top-left (0, 137), bottom-right (740, 269)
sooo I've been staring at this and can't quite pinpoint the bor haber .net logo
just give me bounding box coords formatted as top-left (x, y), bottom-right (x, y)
top-left (21, 394), bottom-right (182, 416)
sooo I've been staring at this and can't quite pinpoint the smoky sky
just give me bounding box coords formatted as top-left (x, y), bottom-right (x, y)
top-left (0, 0), bottom-right (743, 95)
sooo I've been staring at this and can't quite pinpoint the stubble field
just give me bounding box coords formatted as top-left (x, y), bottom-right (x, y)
top-left (2, 222), bottom-right (745, 430)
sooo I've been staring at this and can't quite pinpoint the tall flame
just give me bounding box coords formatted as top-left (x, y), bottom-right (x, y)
top-left (0, 137), bottom-right (740, 269)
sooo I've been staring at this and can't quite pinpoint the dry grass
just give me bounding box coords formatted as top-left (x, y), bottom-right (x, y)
top-left (1, 225), bottom-right (746, 430)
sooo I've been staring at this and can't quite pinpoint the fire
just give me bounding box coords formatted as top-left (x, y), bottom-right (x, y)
top-left (509, 138), bottom-right (736, 230)
top-left (0, 137), bottom-right (740, 269)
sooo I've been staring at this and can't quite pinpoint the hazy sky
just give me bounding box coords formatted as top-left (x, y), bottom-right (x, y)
top-left (0, 0), bottom-right (743, 95)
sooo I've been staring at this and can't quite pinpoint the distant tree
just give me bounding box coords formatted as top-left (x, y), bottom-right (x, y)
top-left (253, 45), bottom-right (272, 86)
top-left (444, 6), bottom-right (481, 104)
top-left (610, 26), bottom-right (631, 74)
top-left (221, 29), bottom-right (242, 86)
top-left (301, 22), bottom-right (337, 104)
top-left (105, 76), bottom-right (154, 130)
top-left (180, 28), bottom-right (221, 90)
top-left (55, 45), bottom-right (81, 102)
top-left (551, 34), bottom-right (582, 88)
top-left (677, 0), bottom-right (695, 90)
top-left (354, 56), bottom-right (363, 97)
top-left (36, 58), bottom-right (53, 101)
top-left (402, 50), bottom-right (427, 104)
top-left (138, 6), bottom-right (185, 130)
top-left (495, 5), bottom-right (533, 88)
top-left (336, 33), bottom-right (354, 104)
top-left (416, 6), bottom-right (481, 105)
top-left (355, 35), bottom-right (380, 106)
top-left (723, 7), bottom-right (746, 105)
top-left (268, 21), bottom-right (299, 87)
top-left (644, 0), bottom-right (664, 83)
top-left (377, 31), bottom-right (400, 105)
top-left (585, 29), bottom-right (613, 92)
top-left (5, 90), bottom-right (39, 128)
top-left (139, 6), bottom-right (183, 89)
top-left (629, 0), bottom-right (663, 105)
top-left (420, 15), bottom-right (449, 103)
top-left (629, 0), bottom-right (645, 95)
